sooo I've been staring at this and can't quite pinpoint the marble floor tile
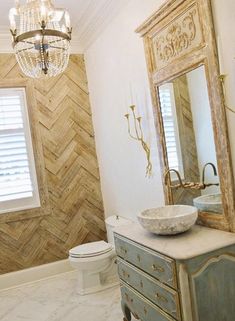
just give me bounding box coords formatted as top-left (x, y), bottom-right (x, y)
top-left (0, 271), bottom-right (124, 321)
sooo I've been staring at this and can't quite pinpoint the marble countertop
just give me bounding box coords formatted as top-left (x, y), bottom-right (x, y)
top-left (114, 223), bottom-right (235, 260)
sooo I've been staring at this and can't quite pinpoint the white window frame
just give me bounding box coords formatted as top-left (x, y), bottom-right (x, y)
top-left (0, 87), bottom-right (40, 215)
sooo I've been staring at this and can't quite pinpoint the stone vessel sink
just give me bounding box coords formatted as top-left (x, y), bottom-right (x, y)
top-left (137, 205), bottom-right (198, 235)
top-left (193, 193), bottom-right (222, 213)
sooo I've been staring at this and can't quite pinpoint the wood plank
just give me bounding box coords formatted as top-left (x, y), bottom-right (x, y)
top-left (0, 54), bottom-right (105, 274)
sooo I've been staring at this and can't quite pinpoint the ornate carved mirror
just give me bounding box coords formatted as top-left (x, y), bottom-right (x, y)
top-left (137, 0), bottom-right (235, 232)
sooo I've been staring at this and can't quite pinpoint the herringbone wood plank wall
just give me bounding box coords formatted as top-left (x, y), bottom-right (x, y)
top-left (172, 75), bottom-right (201, 205)
top-left (0, 54), bottom-right (106, 274)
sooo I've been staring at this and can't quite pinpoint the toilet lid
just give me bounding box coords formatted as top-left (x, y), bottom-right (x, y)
top-left (69, 241), bottom-right (113, 258)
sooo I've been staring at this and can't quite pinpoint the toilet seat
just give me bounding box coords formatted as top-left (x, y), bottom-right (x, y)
top-left (69, 241), bottom-right (113, 258)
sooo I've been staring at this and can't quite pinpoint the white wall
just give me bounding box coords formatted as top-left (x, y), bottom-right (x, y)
top-left (187, 66), bottom-right (220, 195)
top-left (85, 0), bottom-right (235, 222)
top-left (85, 0), bottom-right (165, 222)
top-left (212, 0), bottom-right (235, 172)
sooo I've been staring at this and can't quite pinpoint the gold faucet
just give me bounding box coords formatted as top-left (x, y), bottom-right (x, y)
top-left (164, 169), bottom-right (203, 190)
top-left (202, 163), bottom-right (219, 189)
top-left (164, 163), bottom-right (220, 190)
top-left (164, 169), bottom-right (184, 189)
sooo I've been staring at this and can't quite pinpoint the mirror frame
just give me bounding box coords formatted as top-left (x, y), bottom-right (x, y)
top-left (137, 0), bottom-right (235, 232)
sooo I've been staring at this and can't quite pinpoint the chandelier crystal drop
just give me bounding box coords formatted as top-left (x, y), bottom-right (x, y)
top-left (9, 0), bottom-right (72, 78)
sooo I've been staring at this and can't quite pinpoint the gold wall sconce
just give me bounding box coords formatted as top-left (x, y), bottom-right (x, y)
top-left (217, 36), bottom-right (235, 114)
top-left (219, 75), bottom-right (235, 114)
top-left (125, 105), bottom-right (153, 178)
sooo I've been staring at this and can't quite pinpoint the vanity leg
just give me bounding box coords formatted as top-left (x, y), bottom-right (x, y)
top-left (121, 300), bottom-right (131, 321)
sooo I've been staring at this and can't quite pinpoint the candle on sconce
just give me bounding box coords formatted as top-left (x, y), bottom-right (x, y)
top-left (135, 92), bottom-right (141, 115)
top-left (144, 88), bottom-right (150, 110)
top-left (217, 36), bottom-right (225, 75)
top-left (129, 83), bottom-right (134, 106)
top-left (144, 88), bottom-right (152, 144)
top-left (124, 87), bottom-right (130, 115)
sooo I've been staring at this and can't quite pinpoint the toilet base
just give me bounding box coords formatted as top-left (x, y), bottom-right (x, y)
top-left (76, 263), bottom-right (119, 295)
top-left (77, 279), bottom-right (119, 295)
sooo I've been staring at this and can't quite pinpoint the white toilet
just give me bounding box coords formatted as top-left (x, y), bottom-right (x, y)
top-left (69, 215), bottom-right (131, 295)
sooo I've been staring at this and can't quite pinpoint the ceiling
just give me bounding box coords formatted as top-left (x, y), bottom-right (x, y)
top-left (0, 0), bottom-right (129, 53)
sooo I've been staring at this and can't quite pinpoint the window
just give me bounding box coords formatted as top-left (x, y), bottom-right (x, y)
top-left (0, 88), bottom-right (40, 214)
top-left (159, 83), bottom-right (184, 178)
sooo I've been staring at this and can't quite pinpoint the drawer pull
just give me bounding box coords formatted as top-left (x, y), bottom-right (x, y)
top-left (122, 269), bottom-right (130, 279)
top-left (140, 280), bottom-right (144, 288)
top-left (120, 246), bottom-right (127, 254)
top-left (144, 307), bottom-right (148, 315)
top-left (155, 292), bottom-right (168, 303)
top-left (152, 264), bottom-right (165, 273)
top-left (137, 254), bottom-right (141, 262)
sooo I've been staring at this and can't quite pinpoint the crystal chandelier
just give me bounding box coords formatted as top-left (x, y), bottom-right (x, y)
top-left (9, 0), bottom-right (72, 78)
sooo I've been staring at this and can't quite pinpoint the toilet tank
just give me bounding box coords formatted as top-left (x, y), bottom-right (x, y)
top-left (105, 215), bottom-right (131, 245)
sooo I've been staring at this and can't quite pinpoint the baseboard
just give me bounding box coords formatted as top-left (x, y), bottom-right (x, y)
top-left (0, 259), bottom-right (76, 292)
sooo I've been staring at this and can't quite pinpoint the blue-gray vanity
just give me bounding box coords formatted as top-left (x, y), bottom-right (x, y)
top-left (114, 224), bottom-right (235, 321)
top-left (115, 0), bottom-right (235, 319)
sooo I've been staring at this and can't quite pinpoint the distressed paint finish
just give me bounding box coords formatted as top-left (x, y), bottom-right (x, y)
top-left (193, 258), bottom-right (235, 320)
top-left (117, 259), bottom-right (181, 320)
top-left (115, 235), bottom-right (177, 289)
top-left (121, 284), bottom-right (175, 321)
top-left (185, 244), bottom-right (235, 321)
top-left (115, 227), bottom-right (235, 321)
top-left (137, 0), bottom-right (235, 232)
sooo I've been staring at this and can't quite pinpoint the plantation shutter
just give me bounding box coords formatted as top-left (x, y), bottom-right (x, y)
top-left (159, 84), bottom-right (183, 175)
top-left (0, 88), bottom-right (40, 213)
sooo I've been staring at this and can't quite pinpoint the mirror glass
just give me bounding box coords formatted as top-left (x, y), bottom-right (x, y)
top-left (158, 66), bottom-right (222, 214)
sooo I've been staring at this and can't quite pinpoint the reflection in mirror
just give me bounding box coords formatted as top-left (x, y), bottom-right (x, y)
top-left (158, 66), bottom-right (222, 214)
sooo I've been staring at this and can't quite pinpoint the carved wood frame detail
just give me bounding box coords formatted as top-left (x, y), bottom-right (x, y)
top-left (137, 0), bottom-right (235, 232)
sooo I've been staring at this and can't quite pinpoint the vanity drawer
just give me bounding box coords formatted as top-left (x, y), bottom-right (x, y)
top-left (118, 259), bottom-right (181, 320)
top-left (115, 235), bottom-right (177, 289)
top-left (121, 282), bottom-right (175, 321)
